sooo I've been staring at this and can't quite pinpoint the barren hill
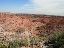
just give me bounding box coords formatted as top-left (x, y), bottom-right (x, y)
top-left (0, 12), bottom-right (64, 37)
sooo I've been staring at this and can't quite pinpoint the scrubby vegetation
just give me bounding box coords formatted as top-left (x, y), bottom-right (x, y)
top-left (0, 39), bottom-right (29, 48)
top-left (0, 27), bottom-right (64, 48)
top-left (46, 32), bottom-right (64, 48)
top-left (0, 32), bottom-right (64, 48)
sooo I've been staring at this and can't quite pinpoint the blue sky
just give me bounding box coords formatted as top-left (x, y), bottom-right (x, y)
top-left (0, 0), bottom-right (64, 15)
top-left (0, 0), bottom-right (31, 12)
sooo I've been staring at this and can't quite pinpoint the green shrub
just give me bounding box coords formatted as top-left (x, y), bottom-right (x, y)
top-left (8, 40), bottom-right (21, 48)
top-left (60, 45), bottom-right (64, 48)
top-left (30, 37), bottom-right (37, 45)
top-left (0, 39), bottom-right (30, 48)
top-left (0, 41), bottom-right (8, 48)
top-left (47, 32), bottom-right (64, 48)
top-left (0, 44), bottom-right (7, 48)
top-left (21, 39), bottom-right (29, 46)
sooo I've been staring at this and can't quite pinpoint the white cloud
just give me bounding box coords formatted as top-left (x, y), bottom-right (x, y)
top-left (19, 0), bottom-right (64, 15)
top-left (30, 0), bottom-right (64, 15)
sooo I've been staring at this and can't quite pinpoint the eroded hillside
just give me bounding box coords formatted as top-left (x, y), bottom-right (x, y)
top-left (0, 13), bottom-right (64, 40)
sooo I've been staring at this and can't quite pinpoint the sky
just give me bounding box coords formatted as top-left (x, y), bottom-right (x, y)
top-left (0, 0), bottom-right (64, 15)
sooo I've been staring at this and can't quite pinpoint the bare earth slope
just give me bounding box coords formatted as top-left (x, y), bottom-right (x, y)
top-left (0, 12), bottom-right (64, 37)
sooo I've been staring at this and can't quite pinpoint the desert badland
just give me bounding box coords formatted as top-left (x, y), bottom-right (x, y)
top-left (0, 12), bottom-right (64, 48)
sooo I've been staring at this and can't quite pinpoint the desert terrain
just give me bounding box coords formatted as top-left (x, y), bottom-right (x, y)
top-left (0, 12), bottom-right (64, 48)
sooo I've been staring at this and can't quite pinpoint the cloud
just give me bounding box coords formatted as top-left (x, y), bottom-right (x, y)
top-left (19, 0), bottom-right (64, 15)
top-left (30, 0), bottom-right (64, 15)
top-left (20, 3), bottom-right (40, 14)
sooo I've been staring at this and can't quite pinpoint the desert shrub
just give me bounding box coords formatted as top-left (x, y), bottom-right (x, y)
top-left (8, 40), bottom-right (21, 48)
top-left (0, 44), bottom-right (7, 48)
top-left (0, 38), bottom-right (30, 48)
top-left (47, 32), bottom-right (64, 48)
top-left (60, 45), bottom-right (64, 48)
top-left (30, 36), bottom-right (46, 45)
top-left (21, 38), bottom-right (29, 46)
top-left (0, 41), bottom-right (8, 48)
top-left (30, 37), bottom-right (38, 45)
top-left (29, 36), bottom-right (39, 48)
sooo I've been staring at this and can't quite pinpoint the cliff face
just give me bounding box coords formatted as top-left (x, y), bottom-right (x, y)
top-left (0, 13), bottom-right (64, 37)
